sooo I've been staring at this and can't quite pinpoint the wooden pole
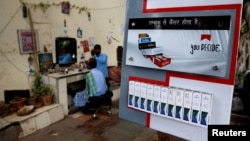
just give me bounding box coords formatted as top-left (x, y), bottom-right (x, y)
top-left (27, 7), bottom-right (39, 73)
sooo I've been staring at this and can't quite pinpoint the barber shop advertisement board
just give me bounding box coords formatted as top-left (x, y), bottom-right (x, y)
top-left (120, 0), bottom-right (243, 141)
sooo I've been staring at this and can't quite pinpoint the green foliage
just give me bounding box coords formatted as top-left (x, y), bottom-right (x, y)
top-left (36, 2), bottom-right (50, 13)
top-left (31, 71), bottom-right (53, 96)
top-left (32, 85), bottom-right (53, 96)
top-left (30, 1), bottom-right (90, 14)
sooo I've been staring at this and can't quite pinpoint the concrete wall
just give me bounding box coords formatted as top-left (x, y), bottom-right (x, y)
top-left (0, 0), bottom-right (126, 101)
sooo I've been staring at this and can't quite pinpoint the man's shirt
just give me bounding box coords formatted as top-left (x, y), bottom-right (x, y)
top-left (94, 53), bottom-right (108, 78)
top-left (73, 68), bottom-right (107, 107)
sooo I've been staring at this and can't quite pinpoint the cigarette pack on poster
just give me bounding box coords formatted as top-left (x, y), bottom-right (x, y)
top-left (153, 85), bottom-right (161, 101)
top-left (168, 104), bottom-right (175, 118)
top-left (153, 101), bottom-right (160, 114)
top-left (146, 54), bottom-right (171, 67)
top-left (140, 83), bottom-right (147, 98)
top-left (133, 82), bottom-right (141, 108)
top-left (191, 92), bottom-right (202, 124)
top-left (168, 87), bottom-right (176, 105)
top-left (183, 90), bottom-right (193, 122)
top-left (167, 87), bottom-right (176, 118)
top-left (200, 93), bottom-right (212, 113)
top-left (160, 102), bottom-right (167, 116)
top-left (146, 84), bottom-right (154, 100)
top-left (174, 89), bottom-right (184, 120)
top-left (140, 97), bottom-right (146, 110)
top-left (146, 84), bottom-right (154, 112)
top-left (146, 99), bottom-right (153, 112)
top-left (138, 33), bottom-right (149, 38)
top-left (200, 93), bottom-right (213, 126)
top-left (175, 89), bottom-right (184, 106)
top-left (128, 81), bottom-right (135, 107)
top-left (138, 37), bottom-right (151, 43)
top-left (141, 47), bottom-right (163, 55)
top-left (129, 81), bottom-right (135, 95)
top-left (159, 87), bottom-right (168, 116)
top-left (128, 94), bottom-right (134, 107)
top-left (140, 83), bottom-right (147, 110)
top-left (134, 96), bottom-right (140, 108)
top-left (138, 42), bottom-right (156, 49)
top-left (134, 82), bottom-right (141, 97)
top-left (160, 87), bottom-right (168, 103)
top-left (153, 85), bottom-right (161, 114)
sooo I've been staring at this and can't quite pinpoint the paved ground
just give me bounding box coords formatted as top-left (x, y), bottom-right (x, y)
top-left (17, 113), bottom-right (158, 141)
top-left (0, 100), bottom-right (160, 141)
top-left (1, 99), bottom-right (187, 141)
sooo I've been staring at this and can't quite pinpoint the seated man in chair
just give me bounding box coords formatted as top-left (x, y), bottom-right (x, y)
top-left (73, 57), bottom-right (108, 109)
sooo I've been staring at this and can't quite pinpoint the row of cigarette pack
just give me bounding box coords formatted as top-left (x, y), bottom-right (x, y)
top-left (127, 80), bottom-right (213, 127)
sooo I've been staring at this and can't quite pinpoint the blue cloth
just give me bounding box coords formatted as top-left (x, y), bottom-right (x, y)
top-left (73, 68), bottom-right (107, 107)
top-left (59, 53), bottom-right (72, 64)
top-left (94, 53), bottom-right (108, 78)
top-left (73, 90), bottom-right (86, 107)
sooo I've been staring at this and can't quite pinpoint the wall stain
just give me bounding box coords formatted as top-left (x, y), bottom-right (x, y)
top-left (110, 35), bottom-right (119, 43)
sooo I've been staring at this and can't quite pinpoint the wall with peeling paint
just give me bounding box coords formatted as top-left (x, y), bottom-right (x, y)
top-left (0, 0), bottom-right (126, 101)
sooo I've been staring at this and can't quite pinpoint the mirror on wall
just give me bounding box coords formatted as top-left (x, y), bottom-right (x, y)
top-left (55, 37), bottom-right (77, 67)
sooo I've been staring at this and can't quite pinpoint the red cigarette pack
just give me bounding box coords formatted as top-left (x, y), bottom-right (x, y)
top-left (146, 54), bottom-right (171, 67)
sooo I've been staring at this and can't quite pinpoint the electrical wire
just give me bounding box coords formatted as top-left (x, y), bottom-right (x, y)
top-left (0, 5), bottom-right (21, 36)
top-left (0, 50), bottom-right (26, 75)
top-left (0, 49), bottom-right (34, 87)
top-left (0, 3), bottom-right (28, 75)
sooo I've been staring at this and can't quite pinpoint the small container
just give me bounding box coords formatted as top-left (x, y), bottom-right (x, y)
top-left (65, 68), bottom-right (68, 74)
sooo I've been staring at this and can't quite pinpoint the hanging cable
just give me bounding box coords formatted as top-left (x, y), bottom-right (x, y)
top-left (0, 50), bottom-right (26, 75)
top-left (0, 5), bottom-right (21, 36)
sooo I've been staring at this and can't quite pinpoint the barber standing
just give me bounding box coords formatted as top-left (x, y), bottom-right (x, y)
top-left (93, 44), bottom-right (110, 90)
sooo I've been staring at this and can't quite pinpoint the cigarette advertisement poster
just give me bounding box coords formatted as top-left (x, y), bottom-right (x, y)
top-left (125, 15), bottom-right (235, 79)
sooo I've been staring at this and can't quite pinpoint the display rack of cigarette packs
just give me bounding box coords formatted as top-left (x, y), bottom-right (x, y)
top-left (138, 33), bottom-right (171, 67)
top-left (127, 78), bottom-right (213, 127)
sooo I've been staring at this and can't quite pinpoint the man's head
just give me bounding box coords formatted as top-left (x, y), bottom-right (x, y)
top-left (87, 58), bottom-right (97, 69)
top-left (93, 44), bottom-right (101, 56)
